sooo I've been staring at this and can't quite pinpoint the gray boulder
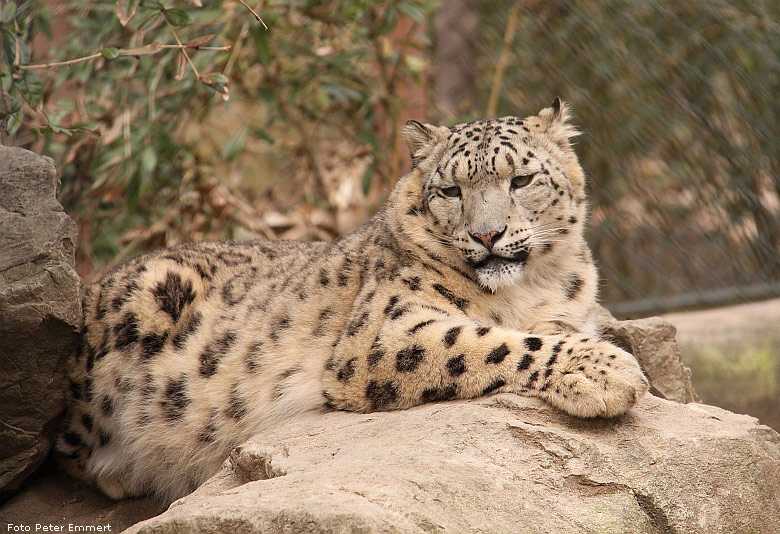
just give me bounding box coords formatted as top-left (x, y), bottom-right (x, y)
top-left (126, 394), bottom-right (780, 534)
top-left (0, 145), bottom-right (81, 495)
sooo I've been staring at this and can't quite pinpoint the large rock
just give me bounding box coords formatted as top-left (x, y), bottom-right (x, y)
top-left (0, 146), bottom-right (81, 495)
top-left (598, 309), bottom-right (699, 404)
top-left (126, 394), bottom-right (780, 534)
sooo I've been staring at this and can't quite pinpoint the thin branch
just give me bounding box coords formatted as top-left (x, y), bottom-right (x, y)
top-left (486, 4), bottom-right (520, 117)
top-left (16, 44), bottom-right (231, 71)
top-left (225, 21), bottom-right (250, 75)
top-left (160, 45), bottom-right (230, 50)
top-left (13, 19), bottom-right (21, 67)
top-left (238, 0), bottom-right (268, 29)
top-left (122, 108), bottom-right (131, 160)
top-left (9, 113), bottom-right (91, 134)
top-left (164, 18), bottom-right (201, 79)
top-left (17, 52), bottom-right (103, 70)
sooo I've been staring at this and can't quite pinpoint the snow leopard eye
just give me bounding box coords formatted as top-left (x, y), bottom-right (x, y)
top-left (511, 174), bottom-right (535, 190)
top-left (441, 186), bottom-right (462, 198)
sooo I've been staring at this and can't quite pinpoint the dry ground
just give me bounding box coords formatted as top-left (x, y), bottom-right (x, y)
top-left (663, 298), bottom-right (780, 430)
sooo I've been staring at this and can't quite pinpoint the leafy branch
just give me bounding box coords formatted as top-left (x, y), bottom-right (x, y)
top-left (237, 0), bottom-right (267, 30)
top-left (2, 0), bottom-right (436, 280)
top-left (1, 0), bottom-right (253, 125)
top-left (15, 41), bottom-right (231, 71)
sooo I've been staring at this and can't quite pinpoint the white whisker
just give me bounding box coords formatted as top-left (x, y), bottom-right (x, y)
top-left (412, 212), bottom-right (455, 249)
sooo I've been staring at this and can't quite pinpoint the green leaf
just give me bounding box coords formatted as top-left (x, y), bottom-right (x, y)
top-left (258, 88), bottom-right (275, 103)
top-left (8, 95), bottom-right (21, 114)
top-left (206, 72), bottom-right (228, 84)
top-left (18, 40), bottom-right (31, 65)
top-left (141, 146), bottom-right (157, 174)
top-left (254, 128), bottom-right (275, 144)
top-left (9, 38), bottom-right (31, 66)
top-left (0, 70), bottom-right (11, 91)
top-left (101, 47), bottom-right (120, 60)
top-left (202, 80), bottom-right (223, 93)
top-left (357, 128), bottom-right (379, 151)
top-left (404, 55), bottom-right (427, 73)
top-left (34, 8), bottom-right (52, 38)
top-left (2, 2), bottom-right (16, 24)
top-left (376, 5), bottom-right (397, 35)
top-left (361, 165), bottom-right (373, 196)
top-left (126, 164), bottom-right (142, 209)
top-left (220, 128), bottom-right (247, 161)
top-left (399, 2), bottom-right (426, 23)
top-left (121, 42), bottom-right (162, 56)
top-left (153, 124), bottom-right (174, 153)
top-left (54, 98), bottom-right (76, 112)
top-left (322, 83), bottom-right (362, 103)
top-left (184, 33), bottom-right (216, 48)
top-left (0, 95), bottom-right (22, 119)
top-left (251, 26), bottom-right (272, 65)
top-left (141, 0), bottom-right (164, 9)
top-left (164, 8), bottom-right (192, 26)
top-left (137, 12), bottom-right (163, 31)
top-left (49, 124), bottom-right (73, 136)
top-left (1, 29), bottom-right (15, 66)
top-left (18, 70), bottom-right (43, 109)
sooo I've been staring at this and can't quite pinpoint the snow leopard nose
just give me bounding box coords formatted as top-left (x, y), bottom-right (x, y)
top-left (469, 227), bottom-right (506, 250)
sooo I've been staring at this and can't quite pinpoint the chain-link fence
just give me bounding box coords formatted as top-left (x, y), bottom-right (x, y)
top-left (473, 0), bottom-right (780, 316)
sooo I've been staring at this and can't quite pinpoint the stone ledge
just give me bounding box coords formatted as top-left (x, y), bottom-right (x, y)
top-left (125, 394), bottom-right (780, 534)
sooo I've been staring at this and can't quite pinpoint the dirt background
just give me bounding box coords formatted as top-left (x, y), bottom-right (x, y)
top-left (663, 298), bottom-right (780, 430)
top-left (0, 459), bottom-right (163, 532)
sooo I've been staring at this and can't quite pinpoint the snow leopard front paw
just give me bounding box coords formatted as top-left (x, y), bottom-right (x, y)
top-left (539, 338), bottom-right (649, 418)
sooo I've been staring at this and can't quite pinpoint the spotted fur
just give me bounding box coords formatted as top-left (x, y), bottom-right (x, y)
top-left (55, 100), bottom-right (648, 504)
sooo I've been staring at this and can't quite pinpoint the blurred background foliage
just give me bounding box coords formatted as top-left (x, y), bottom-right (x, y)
top-left (474, 0), bottom-right (780, 315)
top-left (2, 0), bottom-right (780, 427)
top-left (1, 0), bottom-right (779, 309)
top-left (2, 0), bottom-right (435, 277)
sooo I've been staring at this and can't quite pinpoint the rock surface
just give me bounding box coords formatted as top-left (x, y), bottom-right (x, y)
top-left (126, 394), bottom-right (780, 534)
top-left (598, 309), bottom-right (699, 404)
top-left (0, 146), bottom-right (81, 495)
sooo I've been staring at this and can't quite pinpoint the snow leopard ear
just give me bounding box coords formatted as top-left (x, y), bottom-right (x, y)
top-left (524, 98), bottom-right (580, 149)
top-left (402, 120), bottom-right (442, 165)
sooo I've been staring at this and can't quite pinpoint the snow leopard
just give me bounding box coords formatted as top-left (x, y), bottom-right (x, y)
top-left (56, 99), bottom-right (648, 504)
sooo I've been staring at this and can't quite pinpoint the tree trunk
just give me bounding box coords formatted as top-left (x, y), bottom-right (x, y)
top-left (434, 0), bottom-right (478, 120)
